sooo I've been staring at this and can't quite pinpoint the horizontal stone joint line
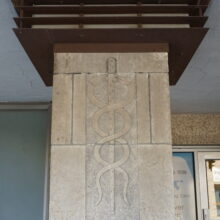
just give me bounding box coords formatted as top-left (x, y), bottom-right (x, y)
top-left (51, 143), bottom-right (172, 146)
top-left (54, 71), bottom-right (168, 75)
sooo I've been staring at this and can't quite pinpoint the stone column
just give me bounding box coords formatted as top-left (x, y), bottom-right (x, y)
top-left (49, 52), bottom-right (174, 220)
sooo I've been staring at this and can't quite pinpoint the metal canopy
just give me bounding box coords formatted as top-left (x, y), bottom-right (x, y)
top-left (12, 0), bottom-right (210, 86)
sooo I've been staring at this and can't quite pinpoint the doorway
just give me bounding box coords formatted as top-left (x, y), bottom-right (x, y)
top-left (198, 152), bottom-right (220, 220)
top-left (173, 147), bottom-right (220, 220)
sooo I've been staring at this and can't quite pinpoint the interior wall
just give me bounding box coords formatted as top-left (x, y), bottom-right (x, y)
top-left (172, 114), bottom-right (220, 145)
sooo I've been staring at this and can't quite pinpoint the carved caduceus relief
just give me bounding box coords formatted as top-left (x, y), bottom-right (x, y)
top-left (88, 58), bottom-right (135, 210)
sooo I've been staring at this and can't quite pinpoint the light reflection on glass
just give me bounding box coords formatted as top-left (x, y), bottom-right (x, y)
top-left (173, 153), bottom-right (196, 220)
top-left (206, 160), bottom-right (220, 219)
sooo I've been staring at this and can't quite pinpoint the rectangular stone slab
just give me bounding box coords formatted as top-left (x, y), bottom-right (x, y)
top-left (49, 52), bottom-right (174, 220)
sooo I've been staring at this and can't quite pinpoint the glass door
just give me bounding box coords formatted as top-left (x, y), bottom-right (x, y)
top-left (173, 152), bottom-right (197, 220)
top-left (198, 152), bottom-right (220, 220)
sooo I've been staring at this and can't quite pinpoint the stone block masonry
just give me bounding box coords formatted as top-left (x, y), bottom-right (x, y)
top-left (49, 52), bottom-right (174, 220)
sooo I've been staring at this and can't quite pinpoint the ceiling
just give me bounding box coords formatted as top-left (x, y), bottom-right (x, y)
top-left (0, 0), bottom-right (219, 113)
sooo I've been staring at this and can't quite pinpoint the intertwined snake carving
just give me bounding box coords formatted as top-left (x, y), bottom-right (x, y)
top-left (88, 71), bottom-right (135, 207)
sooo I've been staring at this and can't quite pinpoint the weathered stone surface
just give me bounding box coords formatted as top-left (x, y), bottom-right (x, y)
top-left (54, 53), bottom-right (168, 74)
top-left (136, 73), bottom-right (151, 144)
top-left (49, 145), bottom-right (85, 220)
top-left (72, 73), bottom-right (86, 144)
top-left (49, 144), bottom-right (174, 220)
top-left (51, 74), bottom-right (72, 145)
top-left (86, 144), bottom-right (174, 220)
top-left (138, 145), bottom-right (174, 220)
top-left (150, 73), bottom-right (172, 144)
top-left (86, 144), bottom-right (139, 220)
top-left (50, 52), bottom-right (174, 220)
top-left (86, 72), bottom-right (137, 145)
